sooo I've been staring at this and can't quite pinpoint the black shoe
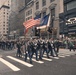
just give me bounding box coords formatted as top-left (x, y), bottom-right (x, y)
top-left (47, 57), bottom-right (50, 58)
top-left (36, 59), bottom-right (39, 61)
top-left (30, 61), bottom-right (32, 64)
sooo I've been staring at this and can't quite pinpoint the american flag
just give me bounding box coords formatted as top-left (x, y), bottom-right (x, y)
top-left (23, 18), bottom-right (40, 31)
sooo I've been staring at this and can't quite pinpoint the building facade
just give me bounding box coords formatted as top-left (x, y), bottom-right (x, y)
top-left (9, 0), bottom-right (64, 39)
top-left (24, 0), bottom-right (63, 38)
top-left (59, 0), bottom-right (76, 38)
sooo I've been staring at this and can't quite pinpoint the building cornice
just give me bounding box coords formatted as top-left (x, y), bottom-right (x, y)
top-left (49, 3), bottom-right (57, 9)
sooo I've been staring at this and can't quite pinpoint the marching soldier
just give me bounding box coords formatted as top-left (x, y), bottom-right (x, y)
top-left (25, 40), bottom-right (33, 64)
top-left (31, 39), bottom-right (39, 61)
top-left (39, 38), bottom-right (43, 60)
top-left (16, 41), bottom-right (22, 57)
top-left (47, 39), bottom-right (54, 57)
top-left (42, 40), bottom-right (48, 58)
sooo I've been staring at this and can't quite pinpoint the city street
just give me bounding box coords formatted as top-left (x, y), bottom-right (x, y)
top-left (0, 49), bottom-right (76, 75)
top-left (0, 0), bottom-right (76, 75)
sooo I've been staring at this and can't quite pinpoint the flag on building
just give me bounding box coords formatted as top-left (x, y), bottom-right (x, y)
top-left (23, 14), bottom-right (41, 33)
top-left (23, 18), bottom-right (40, 32)
top-left (37, 14), bottom-right (51, 29)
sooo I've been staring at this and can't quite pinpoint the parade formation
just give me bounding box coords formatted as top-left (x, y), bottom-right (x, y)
top-left (0, 37), bottom-right (75, 64)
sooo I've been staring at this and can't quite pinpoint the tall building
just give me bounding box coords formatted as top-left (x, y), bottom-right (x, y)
top-left (0, 0), bottom-right (11, 39)
top-left (59, 0), bottom-right (76, 37)
top-left (9, 0), bottom-right (25, 39)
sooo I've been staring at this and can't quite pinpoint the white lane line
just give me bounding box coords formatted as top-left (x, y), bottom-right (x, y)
top-left (43, 54), bottom-right (59, 59)
top-left (59, 53), bottom-right (72, 56)
top-left (22, 55), bottom-right (44, 64)
top-left (51, 57), bottom-right (59, 59)
top-left (65, 55), bottom-right (70, 56)
top-left (33, 55), bottom-right (52, 62)
top-left (7, 56), bottom-right (33, 67)
top-left (27, 57), bottom-right (44, 64)
top-left (42, 58), bottom-right (52, 61)
top-left (58, 55), bottom-right (65, 58)
top-left (0, 58), bottom-right (20, 71)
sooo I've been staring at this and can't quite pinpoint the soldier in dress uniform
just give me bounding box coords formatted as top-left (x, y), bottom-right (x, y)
top-left (25, 40), bottom-right (33, 64)
top-left (31, 39), bottom-right (39, 61)
top-left (39, 38), bottom-right (43, 60)
top-left (47, 39), bottom-right (54, 57)
top-left (51, 38), bottom-right (58, 57)
top-left (42, 39), bottom-right (48, 58)
top-left (16, 41), bottom-right (22, 57)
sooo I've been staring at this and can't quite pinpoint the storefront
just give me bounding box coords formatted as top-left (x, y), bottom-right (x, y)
top-left (59, 0), bottom-right (76, 38)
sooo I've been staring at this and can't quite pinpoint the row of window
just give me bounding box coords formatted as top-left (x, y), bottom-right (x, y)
top-left (26, 7), bottom-right (55, 21)
top-left (26, 0), bottom-right (55, 16)
top-left (36, 0), bottom-right (55, 10)
top-left (64, 0), bottom-right (76, 11)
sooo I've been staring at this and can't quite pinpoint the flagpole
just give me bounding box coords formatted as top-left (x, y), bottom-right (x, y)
top-left (47, 13), bottom-right (51, 39)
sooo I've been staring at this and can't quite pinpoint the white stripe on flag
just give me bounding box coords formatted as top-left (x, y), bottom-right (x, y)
top-left (0, 58), bottom-right (20, 71)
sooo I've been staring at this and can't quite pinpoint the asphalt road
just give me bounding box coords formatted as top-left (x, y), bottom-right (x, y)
top-left (0, 49), bottom-right (76, 75)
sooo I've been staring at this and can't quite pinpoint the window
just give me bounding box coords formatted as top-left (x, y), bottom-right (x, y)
top-left (26, 9), bottom-right (32, 16)
top-left (7, 28), bottom-right (8, 30)
top-left (51, 8), bottom-right (55, 18)
top-left (50, 0), bottom-right (55, 2)
top-left (4, 12), bottom-right (5, 14)
top-left (42, 0), bottom-right (46, 6)
top-left (36, 1), bottom-right (39, 10)
top-left (67, 1), bottom-right (76, 11)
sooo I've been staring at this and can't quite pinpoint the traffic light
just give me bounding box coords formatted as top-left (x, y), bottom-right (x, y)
top-left (47, 27), bottom-right (52, 33)
top-left (35, 27), bottom-right (40, 36)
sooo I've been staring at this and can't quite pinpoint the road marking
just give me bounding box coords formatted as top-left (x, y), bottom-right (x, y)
top-left (42, 58), bottom-right (52, 61)
top-left (7, 56), bottom-right (33, 67)
top-left (33, 55), bottom-right (52, 62)
top-left (27, 57), bottom-right (44, 64)
top-left (58, 55), bottom-right (65, 58)
top-left (22, 55), bottom-right (44, 64)
top-left (0, 58), bottom-right (20, 71)
top-left (43, 55), bottom-right (59, 59)
top-left (52, 57), bottom-right (59, 59)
